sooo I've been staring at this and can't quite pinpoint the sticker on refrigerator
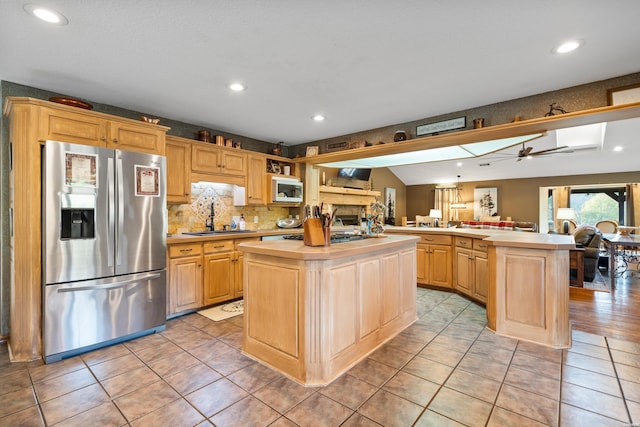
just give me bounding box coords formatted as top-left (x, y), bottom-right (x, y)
top-left (135, 165), bottom-right (160, 196)
top-left (65, 152), bottom-right (97, 187)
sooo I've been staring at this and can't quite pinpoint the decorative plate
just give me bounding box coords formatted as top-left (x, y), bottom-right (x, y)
top-left (49, 97), bottom-right (93, 110)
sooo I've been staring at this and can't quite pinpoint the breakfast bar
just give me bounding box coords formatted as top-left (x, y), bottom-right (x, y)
top-left (238, 235), bottom-right (419, 386)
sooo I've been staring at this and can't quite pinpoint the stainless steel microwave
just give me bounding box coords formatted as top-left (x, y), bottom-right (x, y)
top-left (272, 177), bottom-right (303, 203)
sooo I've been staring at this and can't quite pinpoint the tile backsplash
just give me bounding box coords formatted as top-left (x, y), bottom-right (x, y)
top-left (167, 182), bottom-right (293, 233)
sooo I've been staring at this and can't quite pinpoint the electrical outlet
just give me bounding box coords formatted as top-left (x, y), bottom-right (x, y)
top-left (253, 216), bottom-right (259, 223)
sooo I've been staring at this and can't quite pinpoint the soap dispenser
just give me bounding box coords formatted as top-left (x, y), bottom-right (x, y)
top-left (239, 214), bottom-right (246, 231)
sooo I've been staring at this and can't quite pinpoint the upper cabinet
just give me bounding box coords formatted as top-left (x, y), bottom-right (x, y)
top-left (191, 142), bottom-right (247, 176)
top-left (247, 154), bottom-right (267, 205)
top-left (37, 101), bottom-right (168, 155)
top-left (166, 137), bottom-right (192, 204)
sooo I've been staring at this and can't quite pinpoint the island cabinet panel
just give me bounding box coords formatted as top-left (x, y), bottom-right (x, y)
top-left (241, 236), bottom-right (418, 386)
top-left (381, 253), bottom-right (401, 325)
top-left (327, 263), bottom-right (359, 356)
top-left (491, 246), bottom-right (571, 348)
top-left (358, 260), bottom-right (382, 339)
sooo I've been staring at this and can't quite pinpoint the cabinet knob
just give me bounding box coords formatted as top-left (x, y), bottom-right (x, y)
top-left (112, 138), bottom-right (118, 143)
top-left (198, 264), bottom-right (202, 268)
top-left (101, 136), bottom-right (107, 142)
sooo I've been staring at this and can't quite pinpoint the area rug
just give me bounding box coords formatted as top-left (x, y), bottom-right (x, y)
top-left (572, 271), bottom-right (610, 293)
top-left (198, 300), bottom-right (244, 321)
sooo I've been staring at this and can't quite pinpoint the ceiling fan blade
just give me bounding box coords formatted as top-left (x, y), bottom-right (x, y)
top-left (530, 145), bottom-right (569, 156)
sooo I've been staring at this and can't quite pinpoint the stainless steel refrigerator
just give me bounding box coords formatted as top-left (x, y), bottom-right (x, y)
top-left (42, 140), bottom-right (167, 363)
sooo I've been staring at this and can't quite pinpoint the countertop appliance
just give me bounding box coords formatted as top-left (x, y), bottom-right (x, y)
top-left (272, 176), bottom-right (303, 203)
top-left (42, 141), bottom-right (167, 363)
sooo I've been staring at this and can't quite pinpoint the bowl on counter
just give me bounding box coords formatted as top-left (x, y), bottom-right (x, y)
top-left (618, 226), bottom-right (637, 236)
top-left (276, 218), bottom-right (301, 228)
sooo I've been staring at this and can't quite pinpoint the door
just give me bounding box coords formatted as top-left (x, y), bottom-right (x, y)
top-left (43, 271), bottom-right (166, 362)
top-left (169, 255), bottom-right (203, 314)
top-left (116, 149), bottom-right (166, 275)
top-left (203, 252), bottom-right (234, 305)
top-left (430, 245), bottom-right (452, 288)
top-left (166, 139), bottom-right (191, 204)
top-left (43, 141), bottom-right (113, 284)
top-left (455, 248), bottom-right (473, 295)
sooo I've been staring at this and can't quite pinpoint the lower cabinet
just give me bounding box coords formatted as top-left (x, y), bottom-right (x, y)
top-left (168, 237), bottom-right (258, 316)
top-left (416, 234), bottom-right (452, 288)
top-left (168, 243), bottom-right (203, 314)
top-left (454, 237), bottom-right (489, 303)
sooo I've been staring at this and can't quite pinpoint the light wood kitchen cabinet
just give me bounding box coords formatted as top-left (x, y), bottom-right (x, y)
top-left (416, 234), bottom-right (452, 288)
top-left (38, 105), bottom-right (167, 155)
top-left (168, 243), bottom-right (203, 315)
top-left (247, 155), bottom-right (267, 205)
top-left (454, 237), bottom-right (489, 303)
top-left (191, 142), bottom-right (247, 176)
top-left (203, 240), bottom-right (234, 305)
top-left (166, 138), bottom-right (192, 204)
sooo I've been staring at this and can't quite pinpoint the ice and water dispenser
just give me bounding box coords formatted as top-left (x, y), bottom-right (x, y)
top-left (60, 193), bottom-right (95, 239)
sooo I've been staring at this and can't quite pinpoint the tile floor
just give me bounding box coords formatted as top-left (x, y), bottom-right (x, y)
top-left (1, 288), bottom-right (639, 426)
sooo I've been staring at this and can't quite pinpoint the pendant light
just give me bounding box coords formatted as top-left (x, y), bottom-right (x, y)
top-left (450, 175), bottom-right (467, 209)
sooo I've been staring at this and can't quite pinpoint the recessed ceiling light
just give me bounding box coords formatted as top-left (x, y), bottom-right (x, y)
top-left (229, 83), bottom-right (245, 92)
top-left (312, 114), bottom-right (325, 122)
top-left (553, 40), bottom-right (583, 54)
top-left (24, 4), bottom-right (68, 25)
top-left (456, 162), bottom-right (463, 167)
top-left (613, 146), bottom-right (623, 152)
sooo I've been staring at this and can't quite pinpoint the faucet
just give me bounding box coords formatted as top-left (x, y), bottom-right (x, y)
top-left (205, 201), bottom-right (215, 231)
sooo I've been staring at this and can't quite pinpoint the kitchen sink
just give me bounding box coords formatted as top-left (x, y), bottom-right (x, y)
top-left (182, 230), bottom-right (256, 236)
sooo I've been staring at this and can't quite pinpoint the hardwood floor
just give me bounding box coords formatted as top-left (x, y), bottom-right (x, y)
top-left (569, 267), bottom-right (640, 344)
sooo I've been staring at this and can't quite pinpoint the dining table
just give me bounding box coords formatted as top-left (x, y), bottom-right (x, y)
top-left (602, 233), bottom-right (640, 288)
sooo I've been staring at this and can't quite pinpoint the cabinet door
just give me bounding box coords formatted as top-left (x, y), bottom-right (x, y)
top-left (166, 140), bottom-right (191, 204)
top-left (221, 150), bottom-right (247, 176)
top-left (108, 121), bottom-right (165, 155)
top-left (473, 252), bottom-right (489, 303)
top-left (234, 252), bottom-right (244, 298)
top-left (191, 144), bottom-right (221, 174)
top-left (416, 244), bottom-right (428, 285)
top-left (247, 155), bottom-right (267, 205)
top-left (169, 255), bottom-right (203, 314)
top-left (203, 252), bottom-right (234, 305)
top-left (39, 107), bottom-right (108, 147)
top-left (454, 248), bottom-right (473, 295)
top-left (429, 245), bottom-right (452, 288)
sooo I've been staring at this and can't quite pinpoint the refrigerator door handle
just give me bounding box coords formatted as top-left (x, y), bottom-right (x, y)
top-left (107, 158), bottom-right (115, 267)
top-left (116, 157), bottom-right (124, 266)
top-left (56, 272), bottom-right (162, 293)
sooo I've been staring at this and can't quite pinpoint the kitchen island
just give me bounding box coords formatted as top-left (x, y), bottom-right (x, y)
top-left (237, 235), bottom-right (419, 386)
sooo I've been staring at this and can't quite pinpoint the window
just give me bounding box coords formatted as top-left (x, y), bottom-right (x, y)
top-left (569, 187), bottom-right (626, 225)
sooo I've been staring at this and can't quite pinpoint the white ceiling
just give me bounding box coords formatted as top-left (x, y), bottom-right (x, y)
top-left (1, 1), bottom-right (640, 185)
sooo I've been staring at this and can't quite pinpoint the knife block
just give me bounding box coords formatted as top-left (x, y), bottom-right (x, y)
top-left (303, 218), bottom-right (325, 246)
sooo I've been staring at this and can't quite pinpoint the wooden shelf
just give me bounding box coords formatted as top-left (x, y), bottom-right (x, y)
top-left (319, 185), bottom-right (380, 206)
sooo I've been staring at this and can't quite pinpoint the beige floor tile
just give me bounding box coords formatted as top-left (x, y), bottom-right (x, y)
top-left (368, 343), bottom-right (415, 369)
top-left (516, 341), bottom-right (563, 364)
top-left (80, 343), bottom-right (132, 366)
top-left (418, 342), bottom-right (466, 367)
top-left (414, 409), bottom-right (466, 426)
top-left (122, 332), bottom-right (168, 353)
top-left (341, 412), bottom-right (384, 426)
top-left (561, 382), bottom-right (628, 423)
top-left (89, 352), bottom-right (145, 381)
top-left (114, 380), bottom-right (180, 422)
top-left (320, 373), bottom-right (378, 411)
top-left (145, 350), bottom-right (200, 378)
top-left (0, 405), bottom-right (45, 427)
top-left (457, 353), bottom-right (509, 382)
top-left (33, 367), bottom-right (96, 402)
top-left (429, 334), bottom-right (474, 353)
top-left (385, 331), bottom-right (429, 354)
top-left (445, 369), bottom-right (502, 404)
top-left (211, 396), bottom-right (280, 427)
top-left (133, 339), bottom-right (184, 364)
top-left (487, 406), bottom-right (551, 427)
top-left (510, 351), bottom-right (562, 380)
top-left (0, 387), bottom-right (37, 419)
top-left (467, 340), bottom-right (515, 364)
top-left (28, 357), bottom-right (85, 383)
top-left (100, 365), bottom-right (161, 398)
top-left (402, 355), bottom-right (453, 385)
top-left (0, 369), bottom-right (32, 397)
top-left (427, 387), bottom-right (493, 426)
top-left (227, 362), bottom-right (283, 393)
top-left (164, 362), bottom-right (222, 395)
top-left (383, 371), bottom-right (440, 406)
top-left (185, 377), bottom-right (249, 417)
top-left (348, 357), bottom-right (398, 387)
top-left (53, 401), bottom-right (127, 427)
top-left (40, 383), bottom-right (109, 425)
top-left (285, 393), bottom-right (353, 426)
top-left (358, 389), bottom-right (424, 427)
top-left (252, 376), bottom-right (314, 414)
top-left (166, 329), bottom-right (218, 351)
top-left (562, 364), bottom-right (622, 397)
top-left (130, 398), bottom-right (204, 427)
top-left (560, 403), bottom-right (629, 427)
top-left (476, 329), bottom-right (519, 351)
top-left (495, 384), bottom-right (559, 426)
top-left (503, 365), bottom-right (560, 400)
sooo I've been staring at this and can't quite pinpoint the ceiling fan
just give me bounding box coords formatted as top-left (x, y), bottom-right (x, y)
top-left (515, 143), bottom-right (570, 161)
